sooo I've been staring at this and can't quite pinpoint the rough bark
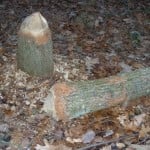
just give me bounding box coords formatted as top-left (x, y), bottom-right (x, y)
top-left (17, 12), bottom-right (54, 77)
top-left (44, 67), bottom-right (150, 120)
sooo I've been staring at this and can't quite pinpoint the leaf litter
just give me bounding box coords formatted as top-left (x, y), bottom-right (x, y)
top-left (0, 0), bottom-right (150, 149)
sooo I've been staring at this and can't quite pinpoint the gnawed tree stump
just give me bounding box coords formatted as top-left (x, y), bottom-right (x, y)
top-left (17, 12), bottom-right (54, 77)
top-left (43, 67), bottom-right (150, 120)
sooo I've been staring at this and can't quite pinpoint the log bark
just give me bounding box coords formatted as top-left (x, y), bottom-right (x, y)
top-left (44, 67), bottom-right (150, 120)
top-left (17, 12), bottom-right (54, 77)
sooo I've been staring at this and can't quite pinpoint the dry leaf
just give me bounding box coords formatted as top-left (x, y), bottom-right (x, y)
top-left (0, 123), bottom-right (9, 133)
top-left (132, 114), bottom-right (146, 127)
top-left (129, 144), bottom-right (150, 150)
top-left (66, 137), bottom-right (82, 144)
top-left (85, 56), bottom-right (99, 74)
top-left (35, 139), bottom-right (72, 150)
top-left (117, 115), bottom-right (128, 126)
top-left (119, 61), bottom-right (132, 73)
top-left (139, 125), bottom-right (150, 138)
top-left (100, 145), bottom-right (111, 150)
top-left (117, 114), bottom-right (146, 131)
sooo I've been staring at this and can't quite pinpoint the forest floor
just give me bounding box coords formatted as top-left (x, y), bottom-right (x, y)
top-left (0, 0), bottom-right (150, 150)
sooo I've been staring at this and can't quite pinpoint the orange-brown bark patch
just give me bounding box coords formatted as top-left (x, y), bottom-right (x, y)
top-left (53, 82), bottom-right (75, 120)
top-left (19, 29), bottom-right (51, 45)
top-left (107, 76), bottom-right (126, 84)
top-left (107, 89), bottom-right (127, 107)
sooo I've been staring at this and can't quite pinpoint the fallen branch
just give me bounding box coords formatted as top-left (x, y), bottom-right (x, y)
top-left (43, 67), bottom-right (150, 120)
top-left (77, 133), bottom-right (138, 150)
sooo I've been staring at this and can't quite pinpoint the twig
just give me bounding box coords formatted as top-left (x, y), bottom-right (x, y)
top-left (138, 136), bottom-right (150, 144)
top-left (77, 133), bottom-right (138, 150)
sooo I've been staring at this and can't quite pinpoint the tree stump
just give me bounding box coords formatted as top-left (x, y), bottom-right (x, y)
top-left (17, 12), bottom-right (54, 77)
top-left (43, 67), bottom-right (150, 120)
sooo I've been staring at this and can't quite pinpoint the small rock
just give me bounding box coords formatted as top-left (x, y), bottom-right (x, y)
top-left (25, 101), bottom-right (30, 106)
top-left (2, 56), bottom-right (7, 62)
top-left (103, 130), bottom-right (114, 137)
top-left (54, 129), bottom-right (64, 140)
top-left (66, 137), bottom-right (74, 144)
top-left (0, 124), bottom-right (9, 133)
top-left (111, 143), bottom-right (118, 150)
top-left (116, 143), bottom-right (125, 149)
top-left (10, 106), bottom-right (16, 111)
top-left (82, 130), bottom-right (95, 144)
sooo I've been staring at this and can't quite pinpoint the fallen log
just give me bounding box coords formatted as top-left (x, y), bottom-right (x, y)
top-left (17, 12), bottom-right (54, 77)
top-left (43, 67), bottom-right (150, 120)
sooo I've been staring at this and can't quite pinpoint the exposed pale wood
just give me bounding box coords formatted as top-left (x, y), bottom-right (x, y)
top-left (45, 67), bottom-right (150, 120)
top-left (17, 12), bottom-right (54, 77)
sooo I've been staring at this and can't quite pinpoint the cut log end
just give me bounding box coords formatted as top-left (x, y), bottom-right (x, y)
top-left (51, 83), bottom-right (75, 120)
top-left (19, 12), bottom-right (51, 45)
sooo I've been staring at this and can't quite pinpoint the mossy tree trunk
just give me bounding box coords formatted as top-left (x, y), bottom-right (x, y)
top-left (44, 67), bottom-right (150, 120)
top-left (17, 12), bottom-right (54, 77)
